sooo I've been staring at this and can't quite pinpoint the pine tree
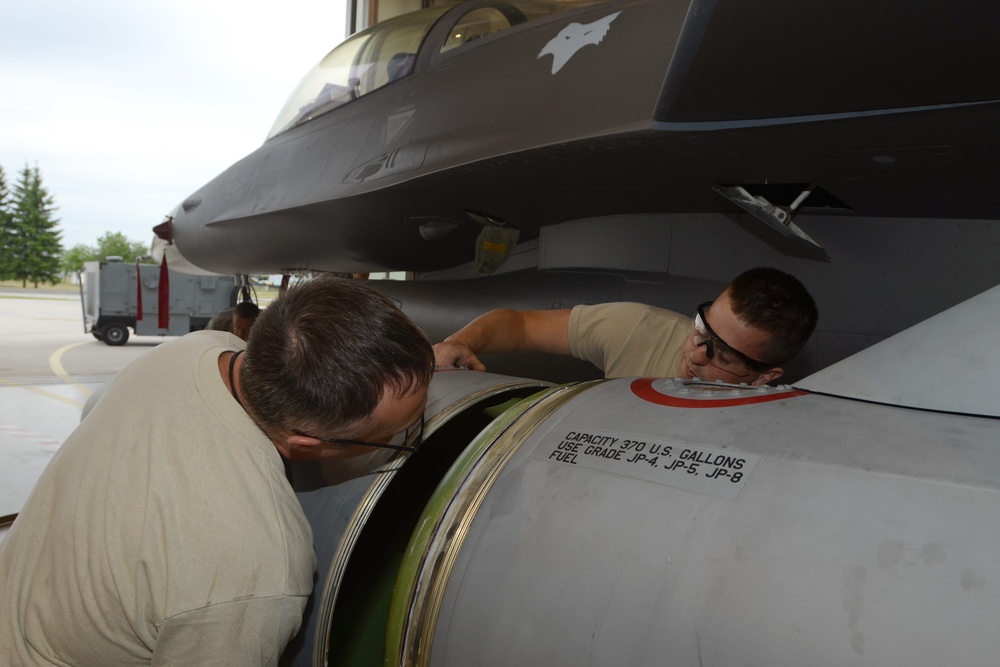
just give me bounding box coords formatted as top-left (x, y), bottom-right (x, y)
top-left (9, 164), bottom-right (63, 287)
top-left (0, 166), bottom-right (14, 280)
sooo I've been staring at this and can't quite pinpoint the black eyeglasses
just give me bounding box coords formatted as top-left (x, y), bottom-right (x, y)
top-left (293, 414), bottom-right (424, 453)
top-left (693, 301), bottom-right (774, 377)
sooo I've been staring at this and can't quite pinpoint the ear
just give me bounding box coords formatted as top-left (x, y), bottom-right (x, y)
top-left (751, 366), bottom-right (783, 387)
top-left (286, 433), bottom-right (324, 451)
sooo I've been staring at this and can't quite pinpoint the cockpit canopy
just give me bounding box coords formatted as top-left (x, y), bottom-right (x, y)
top-left (267, 0), bottom-right (611, 139)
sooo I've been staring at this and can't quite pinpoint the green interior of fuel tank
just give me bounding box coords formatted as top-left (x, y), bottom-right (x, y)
top-left (324, 389), bottom-right (542, 666)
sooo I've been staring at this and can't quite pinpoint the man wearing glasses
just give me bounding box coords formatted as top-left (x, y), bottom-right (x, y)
top-left (433, 267), bottom-right (817, 387)
top-left (1, 275), bottom-right (433, 666)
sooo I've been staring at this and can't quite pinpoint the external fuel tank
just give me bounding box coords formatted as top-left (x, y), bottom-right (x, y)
top-left (393, 378), bottom-right (1000, 666)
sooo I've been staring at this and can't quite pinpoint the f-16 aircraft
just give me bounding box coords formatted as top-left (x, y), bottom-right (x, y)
top-left (154, 0), bottom-right (1000, 380)
top-left (159, 0), bottom-right (1000, 276)
top-left (147, 0), bottom-right (1000, 663)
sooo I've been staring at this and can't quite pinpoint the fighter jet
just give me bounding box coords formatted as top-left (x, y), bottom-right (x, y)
top-left (148, 2), bottom-right (1000, 662)
top-left (159, 0), bottom-right (1000, 274)
top-left (155, 0), bottom-right (1000, 381)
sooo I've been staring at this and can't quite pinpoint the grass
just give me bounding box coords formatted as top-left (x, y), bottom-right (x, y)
top-left (0, 278), bottom-right (78, 292)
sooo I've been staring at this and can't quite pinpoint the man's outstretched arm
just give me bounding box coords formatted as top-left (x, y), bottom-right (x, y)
top-left (433, 309), bottom-right (572, 371)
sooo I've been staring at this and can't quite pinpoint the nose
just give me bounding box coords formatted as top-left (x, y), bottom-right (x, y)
top-left (688, 340), bottom-right (711, 367)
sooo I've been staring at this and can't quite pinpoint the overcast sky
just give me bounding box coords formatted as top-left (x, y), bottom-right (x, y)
top-left (1, 0), bottom-right (347, 251)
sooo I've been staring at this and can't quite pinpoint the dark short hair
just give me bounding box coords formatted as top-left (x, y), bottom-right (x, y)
top-left (239, 275), bottom-right (433, 437)
top-left (234, 301), bottom-right (261, 319)
top-left (206, 308), bottom-right (234, 332)
top-left (726, 267), bottom-right (818, 364)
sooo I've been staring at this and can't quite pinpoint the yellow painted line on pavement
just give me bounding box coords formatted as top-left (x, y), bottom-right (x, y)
top-left (50, 341), bottom-right (95, 403)
top-left (0, 377), bottom-right (85, 409)
top-left (0, 341), bottom-right (95, 409)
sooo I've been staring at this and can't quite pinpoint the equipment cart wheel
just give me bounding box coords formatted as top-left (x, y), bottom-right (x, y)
top-left (101, 323), bottom-right (130, 346)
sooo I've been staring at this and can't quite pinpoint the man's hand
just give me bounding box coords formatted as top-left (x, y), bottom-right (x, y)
top-left (433, 341), bottom-right (487, 371)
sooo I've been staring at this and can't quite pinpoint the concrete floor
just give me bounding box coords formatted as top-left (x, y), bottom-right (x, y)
top-left (0, 289), bottom-right (165, 538)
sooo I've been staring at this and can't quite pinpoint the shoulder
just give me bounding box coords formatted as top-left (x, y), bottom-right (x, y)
top-left (568, 303), bottom-right (672, 353)
top-left (164, 330), bottom-right (245, 366)
top-left (187, 329), bottom-right (242, 347)
top-left (572, 302), bottom-right (686, 326)
top-left (569, 302), bottom-right (692, 349)
top-left (142, 330), bottom-right (241, 359)
top-left (99, 331), bottom-right (244, 413)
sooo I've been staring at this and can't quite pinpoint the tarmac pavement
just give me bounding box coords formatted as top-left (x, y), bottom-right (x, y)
top-left (0, 288), bottom-right (167, 537)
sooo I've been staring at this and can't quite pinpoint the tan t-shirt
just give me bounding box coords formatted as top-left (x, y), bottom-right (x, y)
top-left (567, 302), bottom-right (692, 378)
top-left (0, 331), bottom-right (314, 666)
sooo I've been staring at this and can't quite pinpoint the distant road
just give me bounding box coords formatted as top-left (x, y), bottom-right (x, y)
top-left (0, 286), bottom-right (78, 298)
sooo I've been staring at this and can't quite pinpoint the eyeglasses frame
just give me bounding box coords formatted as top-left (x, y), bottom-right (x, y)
top-left (293, 414), bottom-right (424, 454)
top-left (694, 301), bottom-right (775, 376)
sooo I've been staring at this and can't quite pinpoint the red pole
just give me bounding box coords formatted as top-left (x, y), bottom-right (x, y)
top-left (158, 253), bottom-right (169, 329)
top-left (135, 259), bottom-right (143, 321)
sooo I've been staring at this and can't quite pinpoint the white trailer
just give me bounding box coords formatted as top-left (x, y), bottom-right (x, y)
top-left (79, 258), bottom-right (236, 346)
